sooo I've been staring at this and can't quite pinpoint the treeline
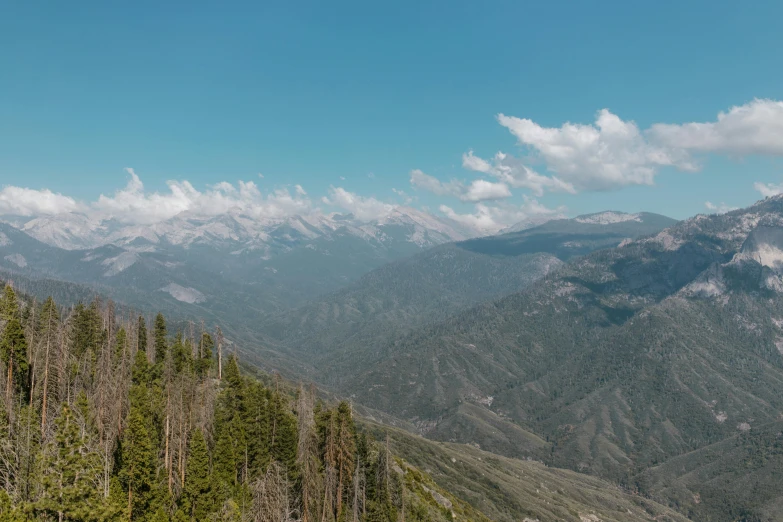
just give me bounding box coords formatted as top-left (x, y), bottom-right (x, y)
top-left (0, 285), bottom-right (435, 521)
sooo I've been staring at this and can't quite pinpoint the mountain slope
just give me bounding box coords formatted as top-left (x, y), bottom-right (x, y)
top-left (365, 423), bottom-right (689, 522)
top-left (639, 419), bottom-right (783, 521)
top-left (263, 212), bottom-right (676, 380)
top-left (323, 196), bottom-right (783, 500)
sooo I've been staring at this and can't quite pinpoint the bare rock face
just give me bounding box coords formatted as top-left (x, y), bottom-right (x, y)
top-left (739, 225), bottom-right (783, 271)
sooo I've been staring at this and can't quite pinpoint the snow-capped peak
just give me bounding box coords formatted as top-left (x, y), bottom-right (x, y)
top-left (11, 206), bottom-right (476, 254)
top-left (575, 212), bottom-right (642, 225)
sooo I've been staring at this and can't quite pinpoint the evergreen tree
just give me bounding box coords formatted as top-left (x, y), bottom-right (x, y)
top-left (121, 403), bottom-right (157, 521)
top-left (0, 294), bottom-right (470, 522)
top-left (132, 347), bottom-right (151, 387)
top-left (196, 332), bottom-right (214, 378)
top-left (182, 428), bottom-right (212, 521)
top-left (153, 313), bottom-right (167, 365)
top-left (33, 404), bottom-right (105, 521)
top-left (0, 284), bottom-right (18, 321)
top-left (137, 316), bottom-right (147, 356)
top-left (1, 309), bottom-right (29, 400)
top-left (171, 332), bottom-right (191, 375)
top-left (115, 327), bottom-right (128, 363)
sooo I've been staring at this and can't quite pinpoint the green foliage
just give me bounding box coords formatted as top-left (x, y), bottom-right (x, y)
top-left (121, 401), bottom-right (158, 520)
top-left (196, 332), bottom-right (213, 378)
top-left (0, 283), bottom-right (690, 522)
top-left (0, 313), bottom-right (28, 398)
top-left (137, 315), bottom-right (147, 355)
top-left (33, 404), bottom-right (105, 521)
top-left (153, 313), bottom-right (167, 365)
top-left (182, 429), bottom-right (211, 521)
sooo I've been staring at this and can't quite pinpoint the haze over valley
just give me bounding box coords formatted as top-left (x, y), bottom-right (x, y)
top-left (2, 1), bottom-right (783, 520)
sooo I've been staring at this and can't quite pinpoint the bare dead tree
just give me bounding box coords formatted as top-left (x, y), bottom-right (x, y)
top-left (296, 384), bottom-right (322, 522)
top-left (215, 326), bottom-right (224, 381)
top-left (250, 461), bottom-right (300, 522)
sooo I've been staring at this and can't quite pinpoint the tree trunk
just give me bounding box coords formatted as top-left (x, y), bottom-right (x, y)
top-left (40, 327), bottom-right (51, 437)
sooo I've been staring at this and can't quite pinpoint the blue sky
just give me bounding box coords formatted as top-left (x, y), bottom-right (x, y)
top-left (1, 0), bottom-right (782, 232)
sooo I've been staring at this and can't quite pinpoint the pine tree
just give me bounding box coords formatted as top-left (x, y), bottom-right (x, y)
top-left (269, 389), bottom-right (297, 477)
top-left (121, 403), bottom-right (157, 521)
top-left (115, 327), bottom-right (128, 364)
top-left (212, 357), bottom-right (252, 504)
top-left (153, 313), bottom-right (167, 365)
top-left (33, 403), bottom-right (105, 521)
top-left (182, 428), bottom-right (212, 521)
top-left (171, 332), bottom-right (191, 375)
top-left (132, 347), bottom-right (151, 387)
top-left (137, 316), bottom-right (147, 356)
top-left (37, 296), bottom-right (59, 437)
top-left (336, 401), bottom-right (357, 519)
top-left (1, 309), bottom-right (29, 401)
top-left (0, 296), bottom-right (459, 522)
top-left (196, 332), bottom-right (214, 378)
top-left (0, 284), bottom-right (17, 322)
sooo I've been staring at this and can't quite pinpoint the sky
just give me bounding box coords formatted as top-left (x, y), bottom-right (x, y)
top-left (1, 0), bottom-right (782, 234)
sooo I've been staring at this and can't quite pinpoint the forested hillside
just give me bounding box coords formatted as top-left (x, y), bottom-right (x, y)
top-left (316, 196), bottom-right (783, 519)
top-left (0, 284), bottom-right (486, 522)
top-left (263, 212), bottom-right (676, 384)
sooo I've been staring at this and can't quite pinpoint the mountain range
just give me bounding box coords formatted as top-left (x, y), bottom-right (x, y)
top-left (294, 196), bottom-right (783, 520)
top-left (8, 197), bottom-right (783, 519)
top-left (0, 207), bottom-right (475, 324)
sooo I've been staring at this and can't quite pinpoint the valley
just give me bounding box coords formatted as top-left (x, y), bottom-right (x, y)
top-left (3, 198), bottom-right (783, 520)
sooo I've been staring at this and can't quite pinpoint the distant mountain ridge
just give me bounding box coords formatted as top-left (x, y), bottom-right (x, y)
top-left (0, 207), bottom-right (478, 322)
top-left (262, 210), bottom-right (677, 384)
top-left (13, 206), bottom-right (473, 251)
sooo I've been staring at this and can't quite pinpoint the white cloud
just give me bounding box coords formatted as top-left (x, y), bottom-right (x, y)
top-left (0, 186), bottom-right (83, 216)
top-left (409, 169), bottom-right (512, 202)
top-left (321, 187), bottom-right (393, 221)
top-left (462, 150), bottom-right (575, 196)
top-left (392, 188), bottom-right (414, 204)
top-left (409, 169), bottom-right (463, 197)
top-left (461, 179), bottom-right (511, 202)
top-left (92, 168), bottom-right (313, 224)
top-left (257, 173), bottom-right (264, 178)
top-left (487, 99), bottom-right (783, 194)
top-left (754, 181), bottom-right (783, 198)
top-left (439, 197), bottom-right (564, 235)
top-left (650, 99), bottom-right (783, 156)
top-left (497, 110), bottom-right (697, 191)
top-left (704, 201), bottom-right (737, 214)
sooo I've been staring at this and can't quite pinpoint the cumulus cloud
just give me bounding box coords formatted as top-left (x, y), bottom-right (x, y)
top-left (0, 186), bottom-right (83, 216)
top-left (462, 151), bottom-right (575, 196)
top-left (488, 99), bottom-right (783, 194)
top-left (461, 179), bottom-right (511, 202)
top-left (439, 197), bottom-right (564, 235)
top-left (704, 201), bottom-right (738, 214)
top-left (85, 169), bottom-right (313, 225)
top-left (321, 187), bottom-right (393, 221)
top-left (409, 169), bottom-right (512, 202)
top-left (754, 181), bottom-right (783, 198)
top-left (650, 99), bottom-right (783, 156)
top-left (497, 110), bottom-right (697, 191)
